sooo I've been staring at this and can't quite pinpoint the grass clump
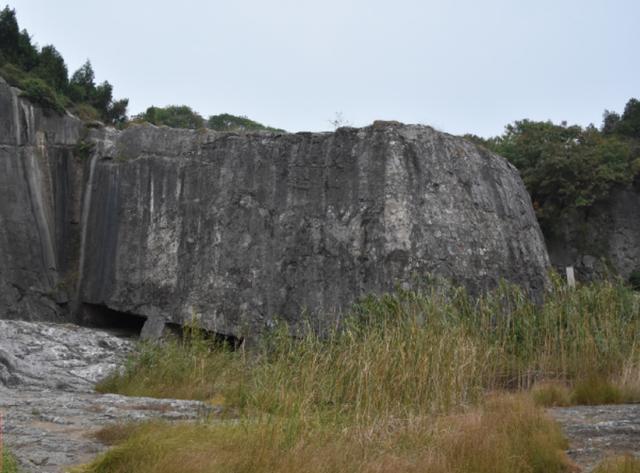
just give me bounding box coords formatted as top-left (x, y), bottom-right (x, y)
top-left (593, 455), bottom-right (640, 473)
top-left (77, 395), bottom-right (573, 473)
top-left (531, 381), bottom-right (572, 407)
top-left (96, 324), bottom-right (241, 402)
top-left (2, 450), bottom-right (20, 473)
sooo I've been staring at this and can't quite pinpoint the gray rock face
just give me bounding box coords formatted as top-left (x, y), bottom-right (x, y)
top-left (78, 123), bottom-right (549, 336)
top-left (0, 75), bottom-right (550, 336)
top-left (0, 77), bottom-right (84, 322)
top-left (546, 187), bottom-right (640, 281)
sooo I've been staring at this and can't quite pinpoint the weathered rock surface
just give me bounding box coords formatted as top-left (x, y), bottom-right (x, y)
top-left (78, 123), bottom-right (549, 336)
top-left (0, 319), bottom-right (131, 391)
top-left (0, 77), bottom-right (84, 322)
top-left (0, 74), bottom-right (550, 336)
top-left (0, 320), bottom-right (210, 473)
top-left (547, 186), bottom-right (640, 281)
top-left (551, 404), bottom-right (640, 472)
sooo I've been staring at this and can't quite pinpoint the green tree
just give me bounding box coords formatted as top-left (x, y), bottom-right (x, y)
top-left (477, 118), bottom-right (638, 231)
top-left (0, 7), bottom-right (128, 125)
top-left (139, 105), bottom-right (205, 129)
top-left (0, 6), bottom-right (20, 64)
top-left (616, 98), bottom-right (640, 138)
top-left (106, 98), bottom-right (129, 126)
top-left (601, 110), bottom-right (620, 135)
top-left (68, 60), bottom-right (95, 102)
top-left (0, 6), bottom-right (37, 70)
top-left (33, 45), bottom-right (68, 91)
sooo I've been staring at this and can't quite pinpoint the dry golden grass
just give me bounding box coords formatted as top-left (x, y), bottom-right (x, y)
top-left (531, 381), bottom-right (572, 407)
top-left (76, 395), bottom-right (573, 473)
top-left (593, 455), bottom-right (640, 473)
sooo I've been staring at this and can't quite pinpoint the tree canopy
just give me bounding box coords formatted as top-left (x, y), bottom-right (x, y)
top-left (137, 105), bottom-right (205, 129)
top-left (467, 98), bottom-right (640, 231)
top-left (0, 5), bottom-right (128, 124)
top-left (132, 107), bottom-right (285, 133)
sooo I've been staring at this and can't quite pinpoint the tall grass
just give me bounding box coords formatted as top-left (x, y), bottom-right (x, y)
top-left (88, 279), bottom-right (639, 473)
top-left (98, 278), bottom-right (640, 418)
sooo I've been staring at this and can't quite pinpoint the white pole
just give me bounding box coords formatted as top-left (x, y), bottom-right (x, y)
top-left (566, 266), bottom-right (576, 289)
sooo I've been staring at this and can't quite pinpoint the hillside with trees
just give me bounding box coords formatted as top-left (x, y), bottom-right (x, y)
top-left (466, 99), bottom-right (640, 232)
top-left (0, 6), bottom-right (128, 124)
top-left (0, 6), bottom-right (283, 132)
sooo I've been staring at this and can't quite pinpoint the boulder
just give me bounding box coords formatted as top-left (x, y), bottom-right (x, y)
top-left (78, 122), bottom-right (549, 337)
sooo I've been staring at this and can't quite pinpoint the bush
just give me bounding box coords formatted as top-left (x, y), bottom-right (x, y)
top-left (19, 77), bottom-right (65, 114)
top-left (71, 102), bottom-right (101, 122)
top-left (0, 62), bottom-right (27, 87)
top-left (137, 105), bottom-right (204, 129)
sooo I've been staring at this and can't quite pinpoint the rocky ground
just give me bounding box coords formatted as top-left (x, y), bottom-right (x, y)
top-left (550, 404), bottom-right (640, 472)
top-left (0, 319), bottom-right (638, 472)
top-left (0, 320), bottom-right (213, 472)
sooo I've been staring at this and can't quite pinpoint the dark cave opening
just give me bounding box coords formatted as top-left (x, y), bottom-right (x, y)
top-left (79, 303), bottom-right (147, 338)
top-left (78, 305), bottom-right (245, 348)
top-left (164, 322), bottom-right (245, 351)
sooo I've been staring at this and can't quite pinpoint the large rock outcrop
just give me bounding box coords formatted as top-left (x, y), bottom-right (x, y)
top-left (78, 123), bottom-right (549, 336)
top-left (0, 76), bottom-right (551, 337)
top-left (0, 77), bottom-right (83, 321)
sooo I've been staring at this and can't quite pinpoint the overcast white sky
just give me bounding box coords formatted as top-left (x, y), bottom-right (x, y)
top-left (7, 0), bottom-right (639, 136)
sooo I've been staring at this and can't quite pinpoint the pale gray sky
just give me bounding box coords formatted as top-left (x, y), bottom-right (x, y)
top-left (7, 0), bottom-right (639, 136)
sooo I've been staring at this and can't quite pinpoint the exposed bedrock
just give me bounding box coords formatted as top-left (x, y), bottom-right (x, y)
top-left (0, 77), bottom-right (84, 321)
top-left (79, 123), bottom-right (549, 337)
top-left (0, 76), bottom-right (551, 337)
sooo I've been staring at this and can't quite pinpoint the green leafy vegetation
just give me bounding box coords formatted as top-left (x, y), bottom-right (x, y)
top-left (1, 7), bottom-right (283, 131)
top-left (0, 5), bottom-right (128, 123)
top-left (89, 279), bottom-right (638, 473)
top-left (467, 101), bottom-right (640, 232)
top-left (19, 76), bottom-right (64, 113)
top-left (208, 113), bottom-right (285, 132)
top-left (134, 105), bottom-right (205, 129)
top-left (131, 107), bottom-right (285, 132)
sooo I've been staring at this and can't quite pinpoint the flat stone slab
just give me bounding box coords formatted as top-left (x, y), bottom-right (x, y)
top-left (550, 404), bottom-right (640, 472)
top-left (0, 388), bottom-right (210, 472)
top-left (0, 320), bottom-right (211, 472)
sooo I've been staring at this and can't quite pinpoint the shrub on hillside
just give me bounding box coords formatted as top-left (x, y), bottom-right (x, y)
top-left (20, 77), bottom-right (64, 114)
